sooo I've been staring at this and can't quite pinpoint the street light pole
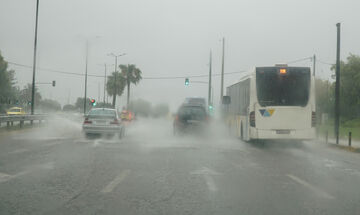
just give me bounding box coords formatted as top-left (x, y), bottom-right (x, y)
top-left (114, 56), bottom-right (117, 108)
top-left (313, 54), bottom-right (316, 76)
top-left (208, 50), bottom-right (212, 108)
top-left (220, 37), bottom-right (225, 103)
top-left (103, 64), bottom-right (107, 105)
top-left (83, 41), bottom-right (89, 115)
top-left (108, 53), bottom-right (126, 109)
top-left (31, 0), bottom-right (40, 115)
top-left (335, 23), bottom-right (341, 144)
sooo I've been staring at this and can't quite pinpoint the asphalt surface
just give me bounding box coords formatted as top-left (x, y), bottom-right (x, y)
top-left (0, 116), bottom-right (360, 215)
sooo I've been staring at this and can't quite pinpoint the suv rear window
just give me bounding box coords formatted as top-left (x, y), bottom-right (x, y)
top-left (178, 106), bottom-right (206, 120)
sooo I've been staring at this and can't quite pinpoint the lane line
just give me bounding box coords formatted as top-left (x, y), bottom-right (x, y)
top-left (8, 148), bottom-right (29, 154)
top-left (0, 170), bottom-right (29, 183)
top-left (287, 174), bottom-right (335, 200)
top-left (204, 174), bottom-right (218, 192)
top-left (0, 172), bottom-right (13, 183)
top-left (93, 139), bottom-right (102, 147)
top-left (101, 169), bottom-right (130, 193)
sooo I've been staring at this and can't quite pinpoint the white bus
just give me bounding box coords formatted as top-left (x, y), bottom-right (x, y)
top-left (225, 65), bottom-right (316, 141)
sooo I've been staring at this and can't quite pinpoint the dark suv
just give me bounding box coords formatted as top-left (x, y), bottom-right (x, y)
top-left (173, 104), bottom-right (208, 135)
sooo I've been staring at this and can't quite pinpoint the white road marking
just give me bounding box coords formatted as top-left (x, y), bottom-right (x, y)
top-left (0, 161), bottom-right (55, 184)
top-left (8, 148), bottom-right (29, 154)
top-left (101, 169), bottom-right (130, 193)
top-left (204, 174), bottom-right (218, 192)
top-left (287, 174), bottom-right (335, 200)
top-left (0, 170), bottom-right (29, 183)
top-left (0, 172), bottom-right (13, 183)
top-left (93, 139), bottom-right (102, 147)
top-left (191, 167), bottom-right (220, 192)
top-left (190, 167), bottom-right (221, 175)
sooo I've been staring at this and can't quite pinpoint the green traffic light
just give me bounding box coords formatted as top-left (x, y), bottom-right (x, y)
top-left (185, 78), bottom-right (189, 86)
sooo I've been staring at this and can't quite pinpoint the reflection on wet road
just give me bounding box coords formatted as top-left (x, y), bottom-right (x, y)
top-left (0, 116), bottom-right (359, 215)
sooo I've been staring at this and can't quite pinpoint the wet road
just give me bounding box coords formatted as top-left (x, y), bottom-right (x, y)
top-left (0, 116), bottom-right (359, 215)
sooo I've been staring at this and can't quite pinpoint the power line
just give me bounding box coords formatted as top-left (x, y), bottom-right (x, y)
top-left (317, 59), bottom-right (334, 66)
top-left (286, 56), bottom-right (312, 64)
top-left (8, 61), bottom-right (245, 80)
top-left (142, 71), bottom-right (244, 80)
top-left (8, 61), bottom-right (103, 77)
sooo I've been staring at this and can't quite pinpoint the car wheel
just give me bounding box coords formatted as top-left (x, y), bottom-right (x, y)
top-left (85, 133), bottom-right (92, 139)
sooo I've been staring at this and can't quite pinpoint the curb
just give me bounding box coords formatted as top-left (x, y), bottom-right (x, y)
top-left (328, 143), bottom-right (360, 153)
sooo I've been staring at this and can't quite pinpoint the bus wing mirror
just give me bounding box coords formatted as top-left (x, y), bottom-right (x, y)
top-left (222, 96), bottom-right (231, 105)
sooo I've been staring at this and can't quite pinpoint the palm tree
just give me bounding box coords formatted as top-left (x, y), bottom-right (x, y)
top-left (119, 64), bottom-right (142, 107)
top-left (106, 71), bottom-right (126, 108)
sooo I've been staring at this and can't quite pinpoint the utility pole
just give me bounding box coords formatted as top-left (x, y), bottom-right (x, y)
top-left (208, 50), bottom-right (212, 108)
top-left (220, 37), bottom-right (225, 103)
top-left (67, 89), bottom-right (71, 104)
top-left (126, 64), bottom-right (130, 108)
top-left (114, 57), bottom-right (117, 108)
top-left (98, 82), bottom-right (100, 102)
top-left (31, 0), bottom-right (40, 115)
top-left (313, 54), bottom-right (316, 76)
top-left (335, 23), bottom-right (341, 144)
top-left (83, 41), bottom-right (89, 115)
top-left (103, 64), bottom-right (107, 105)
top-left (108, 53), bottom-right (126, 109)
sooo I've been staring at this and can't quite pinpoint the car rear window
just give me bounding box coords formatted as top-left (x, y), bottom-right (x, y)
top-left (88, 109), bottom-right (116, 118)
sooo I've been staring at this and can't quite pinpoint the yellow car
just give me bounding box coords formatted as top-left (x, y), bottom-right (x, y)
top-left (6, 107), bottom-right (26, 115)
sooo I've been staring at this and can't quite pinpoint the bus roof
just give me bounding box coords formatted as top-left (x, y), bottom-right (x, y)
top-left (226, 66), bottom-right (311, 89)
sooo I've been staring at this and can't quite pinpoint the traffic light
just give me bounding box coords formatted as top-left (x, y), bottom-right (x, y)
top-left (208, 105), bottom-right (213, 112)
top-left (185, 78), bottom-right (189, 86)
top-left (52, 80), bottom-right (56, 87)
top-left (90, 99), bottom-right (96, 106)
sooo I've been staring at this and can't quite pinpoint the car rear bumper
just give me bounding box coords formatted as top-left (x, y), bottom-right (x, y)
top-left (83, 124), bottom-right (122, 134)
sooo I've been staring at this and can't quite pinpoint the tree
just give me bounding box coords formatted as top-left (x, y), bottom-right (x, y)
top-left (63, 104), bottom-right (77, 112)
top-left (19, 84), bottom-right (42, 109)
top-left (119, 64), bottom-right (142, 107)
top-left (128, 99), bottom-right (152, 117)
top-left (39, 99), bottom-right (61, 112)
top-left (106, 71), bottom-right (126, 108)
top-left (75, 97), bottom-right (91, 113)
top-left (315, 79), bottom-right (333, 117)
top-left (331, 54), bottom-right (360, 119)
top-left (152, 103), bottom-right (169, 118)
top-left (0, 51), bottom-right (18, 112)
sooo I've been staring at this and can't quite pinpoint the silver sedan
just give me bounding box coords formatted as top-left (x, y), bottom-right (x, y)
top-left (82, 108), bottom-right (125, 139)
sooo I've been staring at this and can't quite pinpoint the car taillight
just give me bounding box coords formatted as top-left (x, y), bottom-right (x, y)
top-left (312, 111), bottom-right (316, 127)
top-left (83, 117), bottom-right (92, 124)
top-left (175, 115), bottom-right (179, 121)
top-left (110, 118), bottom-right (119, 125)
top-left (250, 111), bottom-right (255, 127)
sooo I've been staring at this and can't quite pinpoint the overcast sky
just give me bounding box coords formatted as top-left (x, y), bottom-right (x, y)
top-left (1, 0), bottom-right (359, 110)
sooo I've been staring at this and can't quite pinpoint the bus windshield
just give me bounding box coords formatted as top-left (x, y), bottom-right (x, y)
top-left (256, 67), bottom-right (310, 107)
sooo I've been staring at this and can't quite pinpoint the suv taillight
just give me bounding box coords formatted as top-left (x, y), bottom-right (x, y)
top-left (83, 117), bottom-right (92, 124)
top-left (250, 111), bottom-right (255, 127)
top-left (311, 111), bottom-right (316, 127)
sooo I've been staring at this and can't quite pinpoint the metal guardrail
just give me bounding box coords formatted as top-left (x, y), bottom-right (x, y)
top-left (0, 114), bottom-right (47, 128)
